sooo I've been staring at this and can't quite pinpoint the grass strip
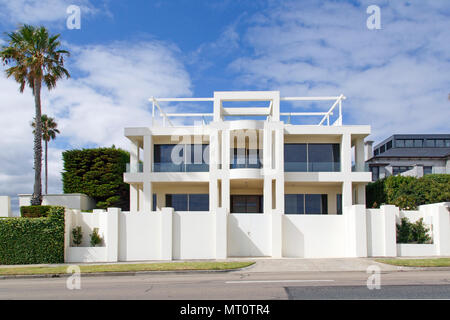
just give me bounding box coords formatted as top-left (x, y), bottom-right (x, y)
top-left (376, 258), bottom-right (450, 267)
top-left (0, 261), bottom-right (255, 276)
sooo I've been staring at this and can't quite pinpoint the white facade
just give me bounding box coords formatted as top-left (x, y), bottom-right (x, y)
top-left (19, 193), bottom-right (96, 211)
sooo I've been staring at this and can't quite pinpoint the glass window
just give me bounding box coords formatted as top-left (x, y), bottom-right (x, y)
top-left (423, 166), bottom-right (433, 175)
top-left (305, 194), bottom-right (322, 214)
top-left (374, 149), bottom-right (379, 156)
top-left (189, 194), bottom-right (209, 211)
top-left (308, 144), bottom-right (340, 172)
top-left (392, 166), bottom-right (413, 176)
top-left (445, 140), bottom-right (450, 147)
top-left (414, 140), bottom-right (423, 148)
top-left (336, 194), bottom-right (342, 215)
top-left (152, 194), bottom-right (157, 211)
top-left (386, 141), bottom-right (393, 150)
top-left (165, 194), bottom-right (188, 211)
top-left (380, 145), bottom-right (385, 153)
top-left (425, 139), bottom-right (435, 147)
top-left (285, 194), bottom-right (305, 214)
top-left (405, 140), bottom-right (414, 148)
top-left (371, 166), bottom-right (379, 181)
top-left (436, 140), bottom-right (444, 147)
top-left (230, 195), bottom-right (263, 214)
top-left (396, 140), bottom-right (405, 148)
top-left (284, 144), bottom-right (307, 171)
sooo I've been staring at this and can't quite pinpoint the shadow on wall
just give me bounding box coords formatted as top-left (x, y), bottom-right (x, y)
top-left (282, 217), bottom-right (305, 258)
top-left (227, 215), bottom-right (267, 257)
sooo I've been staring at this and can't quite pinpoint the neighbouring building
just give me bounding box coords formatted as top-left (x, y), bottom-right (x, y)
top-left (365, 134), bottom-right (450, 181)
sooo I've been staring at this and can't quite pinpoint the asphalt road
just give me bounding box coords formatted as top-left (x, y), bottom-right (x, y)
top-left (0, 269), bottom-right (449, 300)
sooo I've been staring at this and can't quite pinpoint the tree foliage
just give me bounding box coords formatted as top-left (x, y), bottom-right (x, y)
top-left (62, 147), bottom-right (130, 210)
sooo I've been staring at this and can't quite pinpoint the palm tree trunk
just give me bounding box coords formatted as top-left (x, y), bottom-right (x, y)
top-left (31, 79), bottom-right (43, 206)
top-left (45, 140), bottom-right (48, 195)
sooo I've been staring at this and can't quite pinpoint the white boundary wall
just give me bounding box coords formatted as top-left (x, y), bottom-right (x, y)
top-left (65, 203), bottom-right (450, 262)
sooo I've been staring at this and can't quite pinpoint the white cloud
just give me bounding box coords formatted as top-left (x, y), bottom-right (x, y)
top-left (228, 0), bottom-right (450, 142)
top-left (0, 0), bottom-right (99, 25)
top-left (0, 39), bottom-right (192, 213)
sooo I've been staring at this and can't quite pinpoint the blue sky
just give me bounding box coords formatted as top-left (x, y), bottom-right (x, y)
top-left (0, 0), bottom-right (449, 212)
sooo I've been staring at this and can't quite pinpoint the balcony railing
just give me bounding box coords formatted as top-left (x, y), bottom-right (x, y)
top-left (352, 163), bottom-right (370, 172)
top-left (126, 163), bottom-right (143, 173)
top-left (153, 163), bottom-right (209, 172)
top-left (285, 162), bottom-right (341, 172)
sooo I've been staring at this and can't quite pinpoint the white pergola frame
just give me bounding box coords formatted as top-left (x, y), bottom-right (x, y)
top-left (149, 94), bottom-right (345, 127)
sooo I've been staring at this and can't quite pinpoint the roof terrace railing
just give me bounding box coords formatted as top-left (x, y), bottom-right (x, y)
top-left (149, 94), bottom-right (345, 127)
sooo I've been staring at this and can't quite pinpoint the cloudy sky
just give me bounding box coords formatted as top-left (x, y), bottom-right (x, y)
top-left (0, 0), bottom-right (449, 213)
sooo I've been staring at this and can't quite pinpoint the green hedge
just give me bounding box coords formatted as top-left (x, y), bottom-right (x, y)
top-left (62, 147), bottom-right (130, 210)
top-left (366, 174), bottom-right (450, 209)
top-left (20, 205), bottom-right (54, 218)
top-left (0, 206), bottom-right (65, 265)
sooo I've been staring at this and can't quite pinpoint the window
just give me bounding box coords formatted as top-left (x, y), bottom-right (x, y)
top-left (423, 166), bottom-right (433, 175)
top-left (436, 140), bottom-right (445, 147)
top-left (414, 140), bottom-right (423, 148)
top-left (446, 140), bottom-right (450, 147)
top-left (371, 166), bottom-right (379, 181)
top-left (386, 141), bottom-right (393, 150)
top-left (396, 140), bottom-right (405, 148)
top-left (285, 194), bottom-right (305, 214)
top-left (230, 148), bottom-right (262, 169)
top-left (154, 144), bottom-right (209, 172)
top-left (392, 166), bottom-right (413, 176)
top-left (285, 194), bottom-right (328, 215)
top-left (231, 195), bottom-right (263, 214)
top-left (336, 194), bottom-right (342, 215)
top-left (284, 144), bottom-right (307, 171)
top-left (380, 145), bottom-right (385, 153)
top-left (307, 144), bottom-right (340, 172)
top-left (404, 140), bottom-right (414, 148)
top-left (374, 149), bottom-right (379, 156)
top-left (425, 139), bottom-right (435, 147)
top-left (165, 194), bottom-right (209, 211)
top-left (152, 194), bottom-right (157, 211)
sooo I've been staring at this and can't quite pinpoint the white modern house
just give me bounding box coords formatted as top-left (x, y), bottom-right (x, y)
top-left (62, 91), bottom-right (450, 262)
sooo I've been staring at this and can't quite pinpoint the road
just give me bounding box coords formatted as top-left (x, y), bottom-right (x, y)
top-left (0, 269), bottom-right (449, 300)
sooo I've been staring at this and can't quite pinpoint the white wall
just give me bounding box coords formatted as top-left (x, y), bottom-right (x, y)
top-left (0, 196), bottom-right (11, 217)
top-left (228, 214), bottom-right (272, 257)
top-left (19, 193), bottom-right (96, 211)
top-left (283, 215), bottom-right (346, 258)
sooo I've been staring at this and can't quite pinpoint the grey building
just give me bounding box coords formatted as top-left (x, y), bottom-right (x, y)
top-left (365, 134), bottom-right (450, 181)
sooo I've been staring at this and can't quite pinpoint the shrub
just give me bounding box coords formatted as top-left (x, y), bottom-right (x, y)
top-left (396, 217), bottom-right (432, 244)
top-left (20, 205), bottom-right (54, 218)
top-left (366, 174), bottom-right (450, 209)
top-left (62, 147), bottom-right (130, 210)
top-left (0, 206), bottom-right (65, 264)
top-left (72, 226), bottom-right (83, 247)
top-left (90, 228), bottom-right (103, 247)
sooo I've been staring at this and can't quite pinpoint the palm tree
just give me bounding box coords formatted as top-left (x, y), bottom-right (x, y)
top-left (0, 25), bottom-right (70, 205)
top-left (32, 115), bottom-right (60, 195)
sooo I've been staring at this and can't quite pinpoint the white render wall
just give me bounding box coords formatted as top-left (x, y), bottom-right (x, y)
top-left (0, 196), bottom-right (12, 217)
top-left (65, 202), bottom-right (450, 262)
top-left (19, 193), bottom-right (96, 211)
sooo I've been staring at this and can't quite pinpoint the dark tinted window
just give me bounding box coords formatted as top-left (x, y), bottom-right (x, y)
top-left (308, 144), bottom-right (340, 172)
top-left (386, 141), bottom-right (393, 150)
top-left (305, 194), bottom-right (322, 214)
top-left (231, 195), bottom-right (263, 214)
top-left (336, 194), bottom-right (342, 215)
top-left (380, 145), bottom-right (385, 153)
top-left (152, 194), bottom-right (157, 211)
top-left (165, 194), bottom-right (188, 211)
top-left (285, 194), bottom-right (305, 214)
top-left (405, 140), bottom-right (414, 148)
top-left (414, 140), bottom-right (423, 147)
top-left (436, 140), bottom-right (445, 147)
top-left (423, 166), bottom-right (432, 175)
top-left (188, 194), bottom-right (209, 211)
top-left (425, 139), bottom-right (435, 147)
top-left (396, 140), bottom-right (405, 148)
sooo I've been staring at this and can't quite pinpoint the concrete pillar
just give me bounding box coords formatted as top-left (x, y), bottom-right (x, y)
top-left (420, 203), bottom-right (450, 256)
top-left (161, 207), bottom-right (173, 260)
top-left (380, 205), bottom-right (398, 257)
top-left (271, 213), bottom-right (282, 258)
top-left (143, 181), bottom-right (152, 212)
top-left (364, 140), bottom-right (374, 161)
top-left (342, 181), bottom-right (352, 209)
top-left (130, 184), bottom-right (138, 212)
top-left (355, 138), bottom-right (365, 172)
top-left (221, 179), bottom-right (230, 212)
top-left (209, 179), bottom-right (218, 212)
top-left (215, 208), bottom-right (227, 259)
top-left (356, 184), bottom-right (366, 205)
top-left (138, 185), bottom-right (144, 211)
top-left (263, 177), bottom-right (272, 214)
top-left (105, 208), bottom-right (120, 262)
top-left (0, 196), bottom-right (11, 217)
top-left (341, 133), bottom-right (352, 174)
top-left (345, 205), bottom-right (367, 257)
top-left (130, 139), bottom-right (139, 172)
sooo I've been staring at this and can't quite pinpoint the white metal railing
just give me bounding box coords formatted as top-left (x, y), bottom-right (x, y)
top-left (149, 94), bottom-right (345, 127)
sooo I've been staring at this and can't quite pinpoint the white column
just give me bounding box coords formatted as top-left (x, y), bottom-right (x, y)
top-left (421, 203), bottom-right (450, 256)
top-left (341, 133), bottom-right (352, 174)
top-left (209, 179), bottom-right (218, 212)
top-left (143, 134), bottom-right (153, 212)
top-left (380, 205), bottom-right (398, 257)
top-left (271, 213), bottom-right (282, 258)
top-left (105, 208), bottom-right (120, 262)
top-left (342, 181), bottom-right (352, 211)
top-left (264, 177), bottom-right (272, 214)
top-left (345, 205), bottom-right (367, 257)
top-left (274, 128), bottom-right (285, 214)
top-left (215, 208), bottom-right (228, 259)
top-left (161, 207), bottom-right (173, 260)
top-left (355, 138), bottom-right (365, 172)
top-left (356, 184), bottom-right (365, 205)
top-left (0, 196), bottom-right (11, 217)
top-left (130, 184), bottom-right (138, 213)
top-left (130, 139), bottom-right (139, 172)
top-left (221, 129), bottom-right (230, 212)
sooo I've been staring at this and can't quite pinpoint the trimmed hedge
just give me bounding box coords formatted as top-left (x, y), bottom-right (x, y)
top-left (20, 205), bottom-right (54, 218)
top-left (366, 174), bottom-right (450, 209)
top-left (0, 206), bottom-right (65, 265)
top-left (62, 147), bottom-right (130, 210)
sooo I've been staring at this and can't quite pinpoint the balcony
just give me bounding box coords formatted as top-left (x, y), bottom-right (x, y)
top-left (352, 163), bottom-right (370, 172)
top-left (126, 163), bottom-right (143, 173)
top-left (153, 163), bottom-right (209, 172)
top-left (285, 162), bottom-right (341, 172)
